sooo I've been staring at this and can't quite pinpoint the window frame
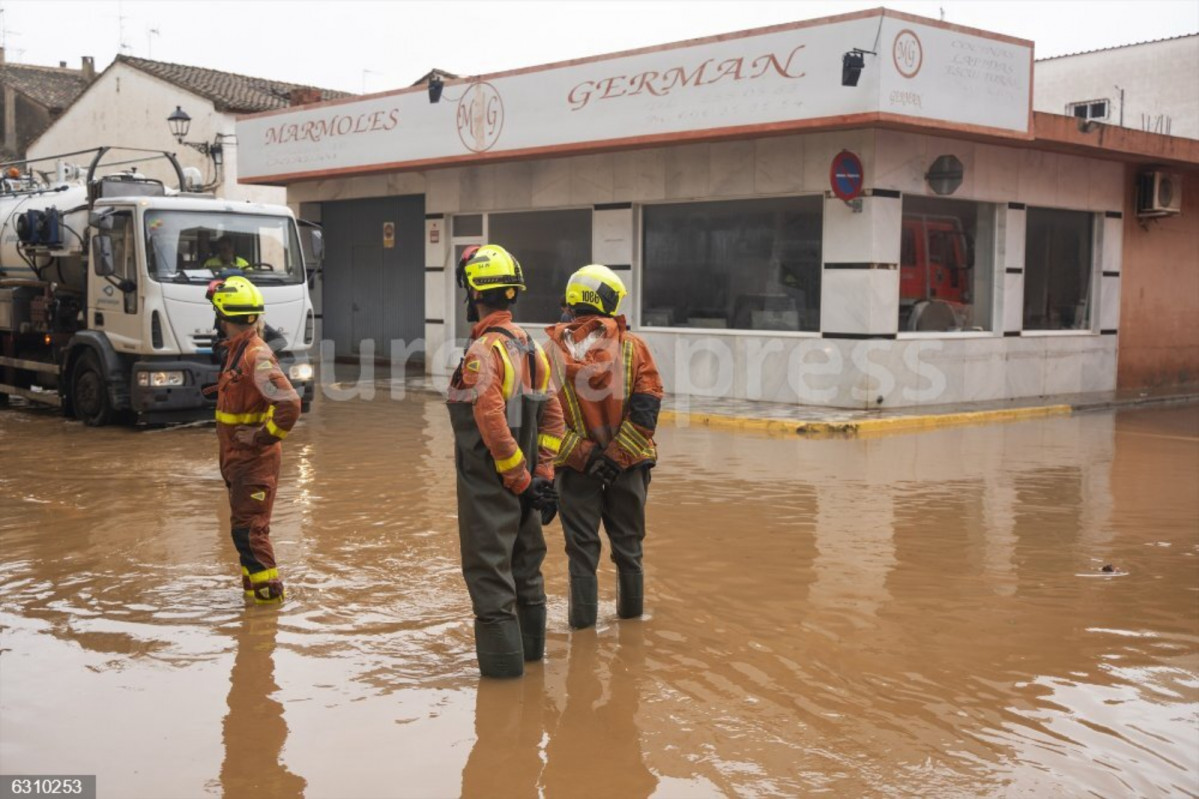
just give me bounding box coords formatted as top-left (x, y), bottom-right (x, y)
top-left (449, 206), bottom-right (595, 330)
top-left (636, 193), bottom-right (825, 337)
top-left (1066, 99), bottom-right (1110, 121)
top-left (1020, 205), bottom-right (1101, 335)
top-left (895, 195), bottom-right (1000, 337)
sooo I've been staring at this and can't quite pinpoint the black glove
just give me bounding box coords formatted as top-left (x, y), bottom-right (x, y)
top-left (523, 477), bottom-right (559, 526)
top-left (585, 449), bottom-right (622, 485)
top-left (522, 476), bottom-right (558, 510)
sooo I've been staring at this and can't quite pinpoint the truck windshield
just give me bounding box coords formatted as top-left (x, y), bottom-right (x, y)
top-left (143, 211), bottom-right (305, 285)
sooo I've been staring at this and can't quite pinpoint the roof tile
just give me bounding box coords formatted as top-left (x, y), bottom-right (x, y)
top-left (117, 55), bottom-right (350, 112)
top-left (0, 63), bottom-right (90, 110)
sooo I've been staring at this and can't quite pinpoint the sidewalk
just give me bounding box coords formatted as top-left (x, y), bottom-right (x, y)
top-left (658, 386), bottom-right (1199, 437)
top-left (332, 369), bottom-right (1199, 438)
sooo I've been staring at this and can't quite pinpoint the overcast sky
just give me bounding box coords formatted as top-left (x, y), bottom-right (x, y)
top-left (5, 1), bottom-right (1197, 95)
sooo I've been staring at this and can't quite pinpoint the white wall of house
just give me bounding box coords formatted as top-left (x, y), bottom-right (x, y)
top-left (27, 62), bottom-right (285, 203)
top-left (286, 126), bottom-right (1125, 410)
top-left (1034, 35), bottom-right (1199, 139)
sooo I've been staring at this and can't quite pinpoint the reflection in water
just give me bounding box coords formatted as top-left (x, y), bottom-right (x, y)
top-left (462, 667), bottom-right (547, 799)
top-left (542, 625), bottom-right (657, 799)
top-left (220, 609), bottom-right (305, 799)
top-left (1, 398), bottom-right (1196, 797)
top-left (462, 625), bottom-right (658, 799)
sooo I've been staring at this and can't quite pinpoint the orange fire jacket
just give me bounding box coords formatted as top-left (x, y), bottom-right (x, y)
top-left (449, 310), bottom-right (566, 495)
top-left (215, 326), bottom-right (301, 466)
top-left (544, 314), bottom-right (663, 472)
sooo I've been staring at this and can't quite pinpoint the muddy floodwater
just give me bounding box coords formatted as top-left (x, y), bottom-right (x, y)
top-left (1, 393), bottom-right (1197, 798)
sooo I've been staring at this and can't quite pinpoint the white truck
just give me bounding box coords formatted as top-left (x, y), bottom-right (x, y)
top-left (0, 146), bottom-right (318, 425)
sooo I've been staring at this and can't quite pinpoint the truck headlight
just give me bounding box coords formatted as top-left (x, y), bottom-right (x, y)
top-left (138, 370), bottom-right (185, 387)
top-left (289, 363), bottom-right (314, 382)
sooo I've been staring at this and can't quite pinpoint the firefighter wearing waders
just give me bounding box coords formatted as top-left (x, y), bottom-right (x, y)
top-left (209, 276), bottom-right (301, 604)
top-left (545, 265), bottom-right (663, 628)
top-left (448, 244), bottom-right (566, 678)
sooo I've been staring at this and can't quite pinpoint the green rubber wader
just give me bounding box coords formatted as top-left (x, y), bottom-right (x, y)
top-left (617, 571), bottom-right (644, 619)
top-left (568, 574), bottom-right (598, 630)
top-left (450, 393), bottom-right (550, 677)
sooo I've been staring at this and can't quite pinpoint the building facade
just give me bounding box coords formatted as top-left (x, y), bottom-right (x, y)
top-left (0, 50), bottom-right (95, 160)
top-left (1034, 34), bottom-right (1199, 140)
top-left (27, 56), bottom-right (347, 204)
top-left (237, 9), bottom-right (1199, 408)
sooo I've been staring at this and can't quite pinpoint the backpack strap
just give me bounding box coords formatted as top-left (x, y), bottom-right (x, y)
top-left (483, 326), bottom-right (541, 395)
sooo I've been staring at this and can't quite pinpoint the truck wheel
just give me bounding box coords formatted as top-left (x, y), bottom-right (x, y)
top-left (71, 351), bottom-right (113, 426)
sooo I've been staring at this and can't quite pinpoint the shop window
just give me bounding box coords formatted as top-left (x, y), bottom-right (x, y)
top-left (1023, 208), bottom-right (1094, 331)
top-left (899, 196), bottom-right (996, 332)
top-left (453, 214), bottom-right (483, 237)
top-left (489, 209), bottom-right (592, 324)
top-left (642, 197), bottom-right (822, 331)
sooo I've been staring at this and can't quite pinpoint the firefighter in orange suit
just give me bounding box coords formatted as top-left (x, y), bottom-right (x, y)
top-left (448, 244), bottom-right (566, 678)
top-left (545, 265), bottom-right (663, 629)
top-left (209, 276), bottom-right (301, 604)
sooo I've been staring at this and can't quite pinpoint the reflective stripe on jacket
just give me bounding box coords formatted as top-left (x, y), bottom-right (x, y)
top-left (544, 314), bottom-right (663, 472)
top-left (216, 327), bottom-right (301, 466)
top-left (448, 310), bottom-right (566, 494)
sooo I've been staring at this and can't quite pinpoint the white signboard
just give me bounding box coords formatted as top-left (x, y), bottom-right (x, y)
top-left (238, 10), bottom-right (1031, 183)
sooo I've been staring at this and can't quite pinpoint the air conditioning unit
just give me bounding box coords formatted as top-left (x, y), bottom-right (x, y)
top-left (1136, 170), bottom-right (1182, 216)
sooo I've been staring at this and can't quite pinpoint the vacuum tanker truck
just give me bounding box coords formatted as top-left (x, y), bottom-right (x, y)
top-left (0, 146), bottom-right (318, 425)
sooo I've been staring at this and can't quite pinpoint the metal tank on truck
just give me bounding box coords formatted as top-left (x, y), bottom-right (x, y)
top-left (0, 146), bottom-right (320, 425)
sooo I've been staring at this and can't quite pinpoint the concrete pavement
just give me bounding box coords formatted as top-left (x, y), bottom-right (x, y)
top-left (327, 368), bottom-right (1198, 438)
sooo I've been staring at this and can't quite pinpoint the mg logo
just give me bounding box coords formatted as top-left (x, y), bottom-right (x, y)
top-left (892, 29), bottom-right (923, 78)
top-left (456, 82), bottom-right (505, 153)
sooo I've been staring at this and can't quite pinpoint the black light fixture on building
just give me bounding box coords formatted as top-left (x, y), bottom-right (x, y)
top-left (166, 105), bottom-right (230, 170)
top-left (841, 48), bottom-right (875, 87)
top-left (428, 75), bottom-right (444, 104)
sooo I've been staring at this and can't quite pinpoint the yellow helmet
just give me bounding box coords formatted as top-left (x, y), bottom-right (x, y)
top-left (209, 275), bottom-right (264, 319)
top-left (564, 264), bottom-right (626, 316)
top-left (456, 244), bottom-right (525, 293)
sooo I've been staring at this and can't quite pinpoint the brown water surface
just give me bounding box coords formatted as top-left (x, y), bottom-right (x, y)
top-left (1, 395), bottom-right (1197, 798)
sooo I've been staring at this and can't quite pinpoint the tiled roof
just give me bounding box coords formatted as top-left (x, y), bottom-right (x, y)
top-left (116, 55), bottom-right (351, 112)
top-left (0, 63), bottom-right (90, 111)
top-left (1037, 32), bottom-right (1198, 61)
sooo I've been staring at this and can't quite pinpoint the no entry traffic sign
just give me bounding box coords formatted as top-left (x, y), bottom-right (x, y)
top-left (830, 150), bottom-right (865, 201)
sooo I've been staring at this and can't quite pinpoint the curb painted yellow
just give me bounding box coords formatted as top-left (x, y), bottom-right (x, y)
top-left (659, 404), bottom-right (1073, 437)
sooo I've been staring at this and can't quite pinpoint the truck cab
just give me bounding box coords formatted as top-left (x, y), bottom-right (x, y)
top-left (0, 147), bottom-right (318, 425)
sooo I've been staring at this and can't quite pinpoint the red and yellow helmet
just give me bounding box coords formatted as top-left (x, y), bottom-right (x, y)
top-left (456, 244), bottom-right (525, 293)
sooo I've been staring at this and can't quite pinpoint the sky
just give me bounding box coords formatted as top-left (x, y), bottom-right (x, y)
top-left (3, 0), bottom-right (1197, 95)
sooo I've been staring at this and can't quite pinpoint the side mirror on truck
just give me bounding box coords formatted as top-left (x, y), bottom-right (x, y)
top-left (93, 235), bottom-right (115, 276)
top-left (299, 222), bottom-right (324, 290)
top-left (310, 228), bottom-right (324, 262)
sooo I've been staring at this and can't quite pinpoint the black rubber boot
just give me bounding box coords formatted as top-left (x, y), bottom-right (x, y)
top-left (517, 604), bottom-right (546, 662)
top-left (474, 618), bottom-right (524, 678)
top-left (617, 571), bottom-right (643, 619)
top-left (568, 575), bottom-right (598, 629)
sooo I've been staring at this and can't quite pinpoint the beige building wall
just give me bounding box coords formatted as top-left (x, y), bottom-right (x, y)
top-left (1034, 36), bottom-right (1199, 140)
top-left (1118, 165), bottom-right (1199, 389)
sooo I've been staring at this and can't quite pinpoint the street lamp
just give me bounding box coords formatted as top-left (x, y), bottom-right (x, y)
top-left (166, 105), bottom-right (227, 168)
